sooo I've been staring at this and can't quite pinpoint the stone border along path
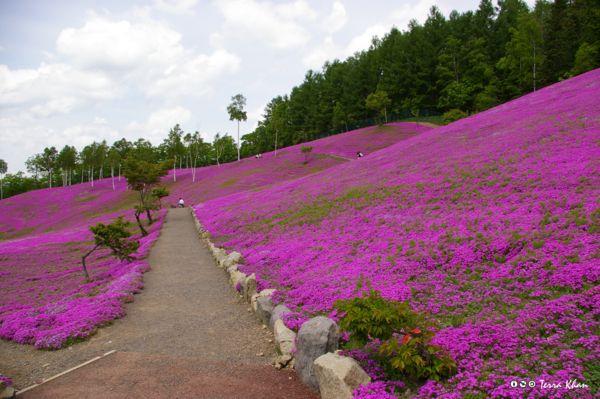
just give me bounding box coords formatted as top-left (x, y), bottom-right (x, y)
top-left (2, 208), bottom-right (319, 398)
top-left (192, 207), bottom-right (373, 399)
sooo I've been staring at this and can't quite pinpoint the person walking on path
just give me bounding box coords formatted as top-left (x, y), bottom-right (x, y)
top-left (178, 198), bottom-right (184, 208)
top-left (357, 151), bottom-right (363, 159)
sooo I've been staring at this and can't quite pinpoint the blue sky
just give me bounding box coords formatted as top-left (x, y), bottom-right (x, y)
top-left (0, 0), bottom-right (533, 173)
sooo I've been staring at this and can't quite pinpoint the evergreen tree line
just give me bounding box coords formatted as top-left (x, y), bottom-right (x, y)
top-left (238, 0), bottom-right (600, 156)
top-left (0, 125), bottom-right (240, 200)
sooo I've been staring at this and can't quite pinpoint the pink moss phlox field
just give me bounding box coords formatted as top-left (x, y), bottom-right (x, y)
top-left (0, 177), bottom-right (165, 349)
top-left (195, 70), bottom-right (600, 397)
top-left (158, 124), bottom-right (431, 206)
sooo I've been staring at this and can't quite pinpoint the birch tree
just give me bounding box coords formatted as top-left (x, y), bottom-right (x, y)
top-left (106, 148), bottom-right (121, 190)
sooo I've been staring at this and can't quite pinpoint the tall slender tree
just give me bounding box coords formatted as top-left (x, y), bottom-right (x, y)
top-left (227, 94), bottom-right (248, 162)
top-left (56, 145), bottom-right (77, 186)
top-left (106, 147), bottom-right (121, 190)
top-left (25, 154), bottom-right (43, 190)
top-left (40, 147), bottom-right (58, 188)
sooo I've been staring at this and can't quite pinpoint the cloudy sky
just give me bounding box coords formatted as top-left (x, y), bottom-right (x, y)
top-left (0, 0), bottom-right (531, 173)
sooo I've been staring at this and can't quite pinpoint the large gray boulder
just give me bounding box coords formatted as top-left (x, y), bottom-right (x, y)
top-left (313, 353), bottom-right (371, 399)
top-left (256, 296), bottom-right (274, 325)
top-left (251, 289), bottom-right (277, 311)
top-left (295, 317), bottom-right (340, 391)
top-left (269, 304), bottom-right (291, 331)
top-left (274, 319), bottom-right (297, 356)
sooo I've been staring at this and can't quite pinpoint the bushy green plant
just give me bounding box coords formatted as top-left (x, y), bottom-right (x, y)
top-left (301, 145), bottom-right (314, 164)
top-left (442, 109), bottom-right (469, 125)
top-left (334, 287), bottom-right (457, 381)
top-left (81, 217), bottom-right (140, 280)
top-left (583, 360), bottom-right (600, 395)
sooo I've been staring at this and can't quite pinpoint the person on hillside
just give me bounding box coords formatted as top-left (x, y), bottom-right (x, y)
top-left (357, 151), bottom-right (363, 159)
top-left (178, 198), bottom-right (184, 208)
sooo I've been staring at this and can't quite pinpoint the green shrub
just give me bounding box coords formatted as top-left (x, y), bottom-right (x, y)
top-left (334, 288), bottom-right (457, 381)
top-left (583, 360), bottom-right (600, 394)
top-left (442, 109), bottom-right (469, 125)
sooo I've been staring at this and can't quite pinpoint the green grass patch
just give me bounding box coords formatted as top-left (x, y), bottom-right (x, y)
top-left (0, 226), bottom-right (40, 241)
top-left (250, 185), bottom-right (274, 192)
top-left (73, 195), bottom-right (99, 203)
top-left (218, 179), bottom-right (240, 188)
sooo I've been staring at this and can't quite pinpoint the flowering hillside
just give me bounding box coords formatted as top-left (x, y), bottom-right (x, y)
top-left (0, 123), bottom-right (427, 350)
top-left (195, 69), bottom-right (600, 398)
top-left (162, 122), bottom-right (430, 205)
top-left (0, 178), bottom-right (165, 349)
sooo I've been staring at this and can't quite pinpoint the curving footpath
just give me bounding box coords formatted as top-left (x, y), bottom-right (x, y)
top-left (10, 209), bottom-right (318, 398)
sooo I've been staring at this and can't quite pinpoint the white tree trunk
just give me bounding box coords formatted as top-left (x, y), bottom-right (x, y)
top-left (111, 164), bottom-right (115, 190)
top-left (174, 158), bottom-right (177, 182)
top-left (237, 120), bottom-right (240, 162)
top-left (91, 165), bottom-right (94, 187)
top-left (118, 164), bottom-right (121, 182)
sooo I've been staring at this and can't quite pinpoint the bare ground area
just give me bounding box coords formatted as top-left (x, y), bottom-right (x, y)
top-left (0, 208), bottom-right (318, 398)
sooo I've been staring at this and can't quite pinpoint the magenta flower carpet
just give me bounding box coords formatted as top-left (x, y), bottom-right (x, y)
top-left (194, 70), bottom-right (600, 398)
top-left (0, 122), bottom-right (424, 351)
top-left (0, 178), bottom-right (164, 349)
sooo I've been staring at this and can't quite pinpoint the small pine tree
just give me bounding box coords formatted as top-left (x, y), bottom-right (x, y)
top-left (81, 217), bottom-right (140, 281)
top-left (301, 145), bottom-right (314, 164)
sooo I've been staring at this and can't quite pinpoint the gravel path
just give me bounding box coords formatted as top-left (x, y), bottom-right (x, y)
top-left (0, 209), bottom-right (318, 397)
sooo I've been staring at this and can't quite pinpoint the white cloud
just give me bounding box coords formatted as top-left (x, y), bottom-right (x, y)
top-left (0, 46), bottom-right (5, 52)
top-left (0, 63), bottom-right (123, 116)
top-left (144, 49), bottom-right (241, 98)
top-left (0, 13), bottom-right (242, 122)
top-left (126, 105), bottom-right (193, 140)
top-left (302, 35), bottom-right (341, 69)
top-left (213, 0), bottom-right (320, 49)
top-left (0, 114), bottom-right (120, 171)
top-left (322, 1), bottom-right (348, 34)
top-left (55, 15), bottom-right (241, 99)
top-left (56, 17), bottom-right (184, 75)
top-left (94, 117), bottom-right (108, 124)
top-left (153, 0), bottom-right (198, 14)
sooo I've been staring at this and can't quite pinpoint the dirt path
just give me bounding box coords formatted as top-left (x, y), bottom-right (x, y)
top-left (1, 209), bottom-right (318, 398)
